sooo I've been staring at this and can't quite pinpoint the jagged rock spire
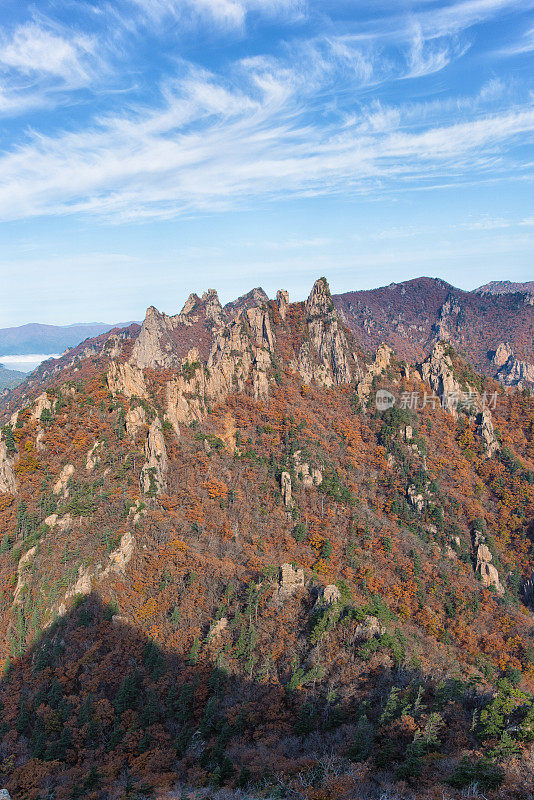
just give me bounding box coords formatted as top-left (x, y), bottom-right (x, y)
top-left (305, 277), bottom-right (335, 318)
top-left (299, 277), bottom-right (353, 386)
top-left (276, 290), bottom-right (289, 320)
top-left (130, 305), bottom-right (176, 369)
top-left (201, 289), bottom-right (224, 325)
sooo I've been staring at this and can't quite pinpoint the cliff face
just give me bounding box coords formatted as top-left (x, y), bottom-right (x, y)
top-left (0, 278), bottom-right (533, 800)
top-left (300, 277), bottom-right (356, 387)
top-left (124, 279), bottom-right (359, 435)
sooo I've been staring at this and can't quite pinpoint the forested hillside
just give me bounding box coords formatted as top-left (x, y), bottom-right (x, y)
top-left (0, 279), bottom-right (533, 800)
top-left (333, 278), bottom-right (534, 383)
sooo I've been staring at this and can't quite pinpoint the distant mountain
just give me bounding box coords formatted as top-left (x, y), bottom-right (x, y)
top-left (0, 321), bottom-right (139, 357)
top-left (332, 276), bottom-right (534, 376)
top-left (0, 363), bottom-right (25, 391)
top-left (476, 279), bottom-right (534, 295)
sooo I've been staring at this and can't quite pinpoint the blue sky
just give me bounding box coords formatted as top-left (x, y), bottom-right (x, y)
top-left (0, 0), bottom-right (533, 325)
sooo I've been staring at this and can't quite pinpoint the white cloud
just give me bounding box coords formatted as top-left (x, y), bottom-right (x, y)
top-left (497, 27), bottom-right (534, 57)
top-left (129, 0), bottom-right (306, 28)
top-left (0, 0), bottom-right (531, 219)
top-left (0, 22), bottom-right (95, 83)
top-left (404, 25), bottom-right (467, 78)
top-left (0, 47), bottom-right (532, 224)
top-left (408, 0), bottom-right (534, 39)
top-left (458, 215), bottom-right (534, 230)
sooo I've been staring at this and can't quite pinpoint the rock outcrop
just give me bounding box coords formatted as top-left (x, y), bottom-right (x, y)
top-left (208, 617), bottom-right (228, 640)
top-left (201, 289), bottom-right (225, 327)
top-left (434, 294), bottom-right (462, 342)
top-left (317, 585), bottom-right (341, 606)
top-left (419, 341), bottom-right (463, 414)
top-left (224, 287), bottom-right (269, 319)
top-left (36, 430), bottom-right (46, 452)
top-left (164, 309), bottom-right (275, 429)
top-left (53, 464), bottom-right (74, 497)
top-left (495, 350), bottom-right (534, 389)
top-left (107, 360), bottom-right (147, 399)
top-left (86, 441), bottom-right (101, 471)
top-left (476, 407), bottom-right (500, 458)
top-left (245, 306), bottom-right (275, 352)
top-left (354, 615), bottom-right (384, 640)
top-left (300, 278), bottom-right (354, 387)
top-left (131, 291), bottom-right (225, 371)
top-left (472, 532), bottom-right (504, 595)
top-left (103, 333), bottom-right (125, 359)
top-left (419, 343), bottom-right (502, 453)
top-left (293, 450), bottom-right (322, 488)
top-left (62, 565), bottom-right (94, 606)
top-left (103, 531), bottom-right (135, 576)
top-left (279, 563), bottom-right (305, 594)
top-left (407, 484), bottom-right (425, 513)
top-left (280, 471), bottom-right (292, 508)
top-left (58, 532), bottom-right (135, 616)
top-left (0, 440), bottom-right (16, 494)
top-left (276, 289), bottom-right (290, 320)
top-left (31, 392), bottom-right (53, 422)
top-left (44, 513), bottom-right (72, 531)
top-left (357, 343), bottom-right (392, 404)
top-left (105, 279), bottom-right (364, 434)
top-left (140, 418), bottom-right (168, 495)
top-left (493, 342), bottom-right (514, 369)
top-left (125, 406), bottom-right (147, 440)
top-left (130, 306), bottom-right (180, 369)
top-left (164, 351), bottom-right (205, 432)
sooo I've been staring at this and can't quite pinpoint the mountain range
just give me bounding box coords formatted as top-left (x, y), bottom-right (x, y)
top-left (0, 276), bottom-right (532, 799)
top-left (0, 321), bottom-right (138, 357)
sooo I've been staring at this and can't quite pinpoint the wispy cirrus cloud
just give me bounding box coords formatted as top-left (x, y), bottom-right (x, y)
top-left (0, 22), bottom-right (95, 83)
top-left (0, 43), bottom-right (532, 223)
top-left (404, 25), bottom-right (468, 78)
top-left (128, 0), bottom-right (306, 28)
top-left (0, 0), bottom-right (531, 223)
top-left (497, 27), bottom-right (534, 57)
top-left (0, 19), bottom-right (109, 118)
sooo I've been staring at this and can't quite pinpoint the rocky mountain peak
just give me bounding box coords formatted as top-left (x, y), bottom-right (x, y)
top-left (179, 293), bottom-right (202, 317)
top-left (223, 287), bottom-right (269, 319)
top-left (276, 289), bottom-right (289, 320)
top-left (201, 288), bottom-right (224, 325)
top-left (476, 279), bottom-right (534, 295)
top-left (305, 277), bottom-right (334, 318)
top-left (130, 305), bottom-right (176, 369)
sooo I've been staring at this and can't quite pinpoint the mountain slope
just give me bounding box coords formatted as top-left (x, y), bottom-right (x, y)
top-left (333, 277), bottom-right (534, 379)
top-left (0, 364), bottom-right (25, 391)
top-left (0, 279), bottom-right (532, 799)
top-left (476, 280), bottom-right (534, 295)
